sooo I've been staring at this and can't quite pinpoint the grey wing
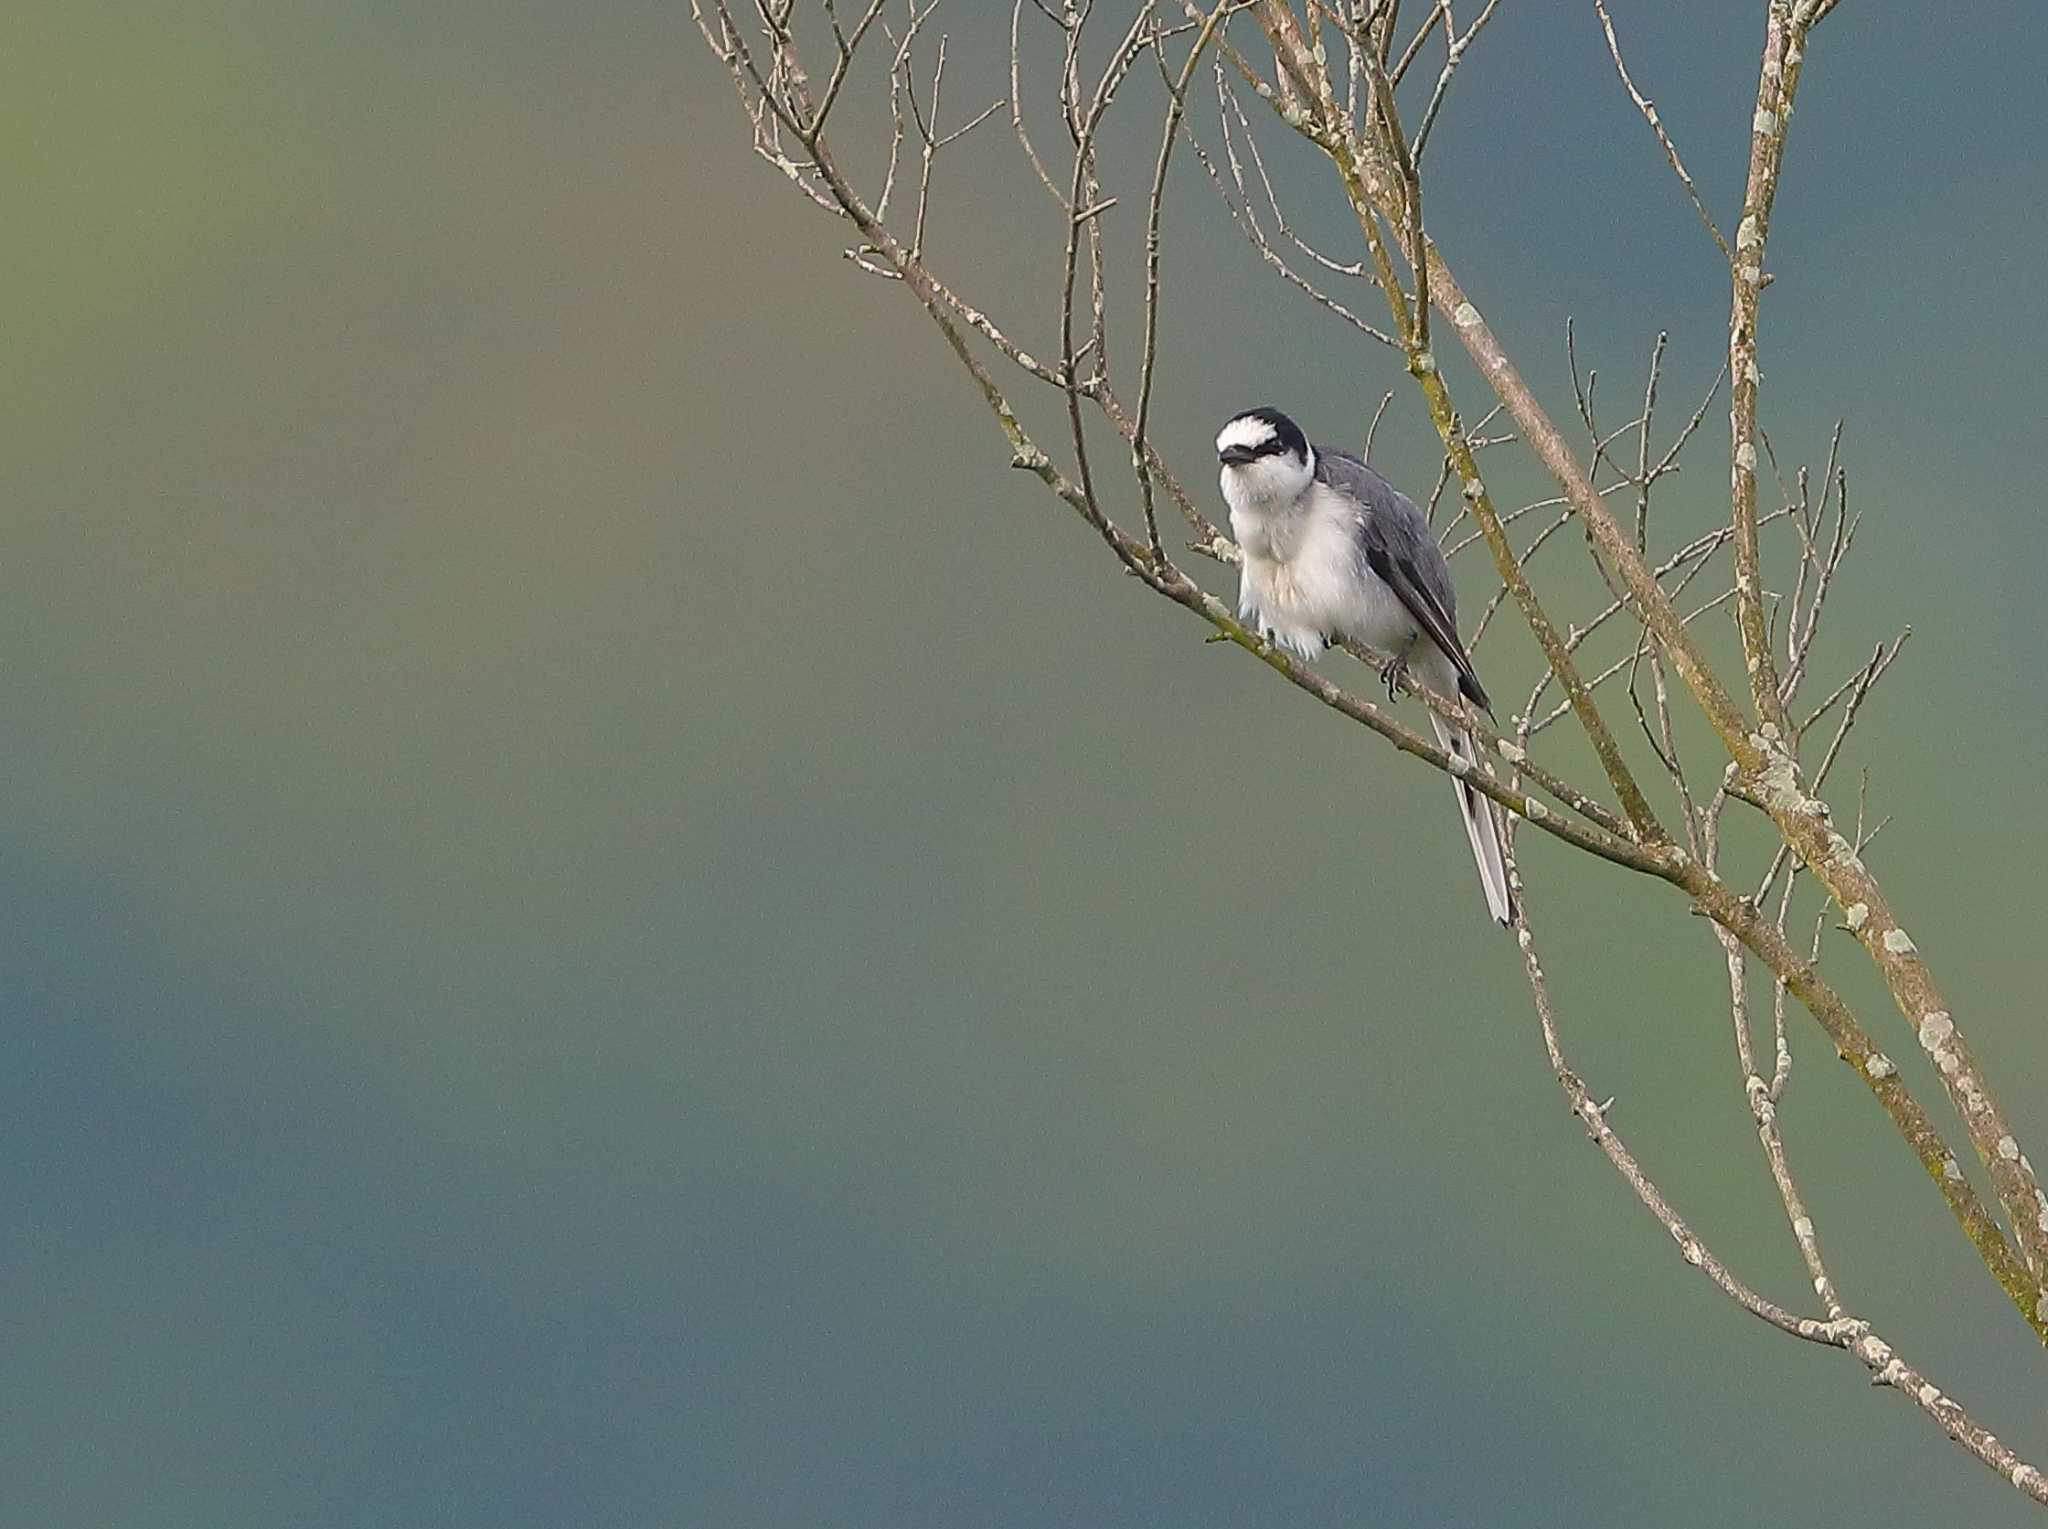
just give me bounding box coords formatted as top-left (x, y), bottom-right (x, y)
top-left (1318, 448), bottom-right (1491, 711)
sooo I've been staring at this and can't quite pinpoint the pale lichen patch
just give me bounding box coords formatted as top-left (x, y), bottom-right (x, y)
top-left (1999, 1135), bottom-right (2021, 1162)
top-left (1882, 927), bottom-right (1916, 954)
top-left (1746, 739), bottom-right (1826, 820)
top-left (1865, 1053), bottom-right (1894, 1080)
top-left (1917, 1011), bottom-right (1953, 1050)
top-left (1453, 302), bottom-right (1481, 329)
top-left (1844, 902), bottom-right (1869, 930)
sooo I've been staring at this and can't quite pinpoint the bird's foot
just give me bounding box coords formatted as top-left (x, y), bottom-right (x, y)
top-left (1383, 651), bottom-right (1410, 703)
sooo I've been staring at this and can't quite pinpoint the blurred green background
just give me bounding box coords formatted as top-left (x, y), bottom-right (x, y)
top-left (7, 1), bottom-right (2048, 1523)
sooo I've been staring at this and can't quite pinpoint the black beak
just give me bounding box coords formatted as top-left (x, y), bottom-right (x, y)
top-left (1218, 445), bottom-right (1256, 466)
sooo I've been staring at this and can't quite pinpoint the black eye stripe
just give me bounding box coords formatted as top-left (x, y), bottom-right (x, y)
top-left (1221, 406), bottom-right (1309, 461)
top-left (1218, 436), bottom-right (1295, 461)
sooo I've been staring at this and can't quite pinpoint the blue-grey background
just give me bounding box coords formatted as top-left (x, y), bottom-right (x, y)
top-left (7, 2), bottom-right (2048, 1523)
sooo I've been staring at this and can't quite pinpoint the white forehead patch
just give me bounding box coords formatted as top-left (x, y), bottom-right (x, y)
top-left (1216, 415), bottom-right (1278, 453)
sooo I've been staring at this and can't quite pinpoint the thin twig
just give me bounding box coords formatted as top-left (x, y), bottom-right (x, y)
top-left (1592, 0), bottom-right (1734, 264)
top-left (1412, 0), bottom-right (1504, 162)
top-left (1133, 2), bottom-right (1249, 563)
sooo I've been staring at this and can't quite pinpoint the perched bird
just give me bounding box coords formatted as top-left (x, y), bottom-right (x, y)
top-left (1216, 405), bottom-right (1515, 926)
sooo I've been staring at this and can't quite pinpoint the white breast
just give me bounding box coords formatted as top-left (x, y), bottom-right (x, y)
top-left (1232, 481), bottom-right (1416, 660)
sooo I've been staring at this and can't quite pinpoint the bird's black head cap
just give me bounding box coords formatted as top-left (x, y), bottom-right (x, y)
top-left (1217, 405), bottom-right (1309, 465)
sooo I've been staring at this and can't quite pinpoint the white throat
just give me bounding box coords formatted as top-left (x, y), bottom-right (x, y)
top-left (1221, 443), bottom-right (1316, 524)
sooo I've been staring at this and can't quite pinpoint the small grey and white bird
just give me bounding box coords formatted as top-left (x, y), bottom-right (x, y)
top-left (1216, 405), bottom-right (1515, 926)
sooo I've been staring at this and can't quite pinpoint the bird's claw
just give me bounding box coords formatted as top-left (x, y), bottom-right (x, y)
top-left (1383, 652), bottom-right (1409, 703)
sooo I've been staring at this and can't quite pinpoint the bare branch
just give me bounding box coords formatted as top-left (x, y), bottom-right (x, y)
top-left (1411, 0), bottom-right (1502, 161)
top-left (1718, 929), bottom-right (1846, 1317)
top-left (812, 0), bottom-right (892, 137)
top-left (1517, 891), bottom-right (2048, 1509)
top-left (1515, 896), bottom-right (1847, 1343)
top-left (1363, 388), bottom-right (1396, 461)
top-left (1056, 3), bottom-right (1164, 556)
top-left (1727, 5), bottom-right (1813, 733)
top-left (1592, 0), bottom-right (1734, 265)
top-left (1390, 0), bottom-right (1447, 86)
top-left (1134, 2), bottom-right (1250, 561)
top-left (1010, 0), bottom-right (1072, 206)
top-left (1187, 70), bottom-right (1400, 347)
